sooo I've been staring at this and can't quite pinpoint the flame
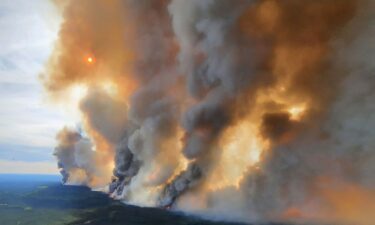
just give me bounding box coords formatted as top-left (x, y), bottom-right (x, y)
top-left (44, 1), bottom-right (372, 223)
top-left (206, 119), bottom-right (265, 191)
top-left (288, 105), bottom-right (306, 120)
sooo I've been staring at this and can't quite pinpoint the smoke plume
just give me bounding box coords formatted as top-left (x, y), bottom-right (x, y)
top-left (43, 0), bottom-right (375, 224)
top-left (54, 127), bottom-right (111, 186)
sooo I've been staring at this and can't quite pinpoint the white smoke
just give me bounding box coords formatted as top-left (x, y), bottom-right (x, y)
top-left (46, 1), bottom-right (375, 224)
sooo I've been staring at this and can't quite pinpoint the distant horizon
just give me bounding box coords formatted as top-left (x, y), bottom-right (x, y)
top-left (0, 159), bottom-right (59, 174)
top-left (0, 173), bottom-right (59, 176)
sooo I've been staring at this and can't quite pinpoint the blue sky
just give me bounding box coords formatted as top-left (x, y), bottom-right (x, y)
top-left (0, 0), bottom-right (69, 174)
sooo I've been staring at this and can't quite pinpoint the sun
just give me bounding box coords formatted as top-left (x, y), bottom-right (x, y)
top-left (85, 56), bottom-right (95, 64)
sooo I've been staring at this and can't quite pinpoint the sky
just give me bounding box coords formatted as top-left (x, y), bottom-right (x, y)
top-left (0, 0), bottom-right (68, 174)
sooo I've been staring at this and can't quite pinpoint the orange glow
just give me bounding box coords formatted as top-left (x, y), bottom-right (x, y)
top-left (318, 182), bottom-right (375, 225)
top-left (86, 56), bottom-right (95, 64)
top-left (205, 119), bottom-right (265, 191)
top-left (283, 207), bottom-right (304, 219)
top-left (288, 105), bottom-right (306, 120)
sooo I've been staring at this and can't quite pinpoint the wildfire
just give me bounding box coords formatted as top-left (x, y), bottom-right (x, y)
top-left (44, 1), bottom-right (373, 224)
top-left (288, 105), bottom-right (306, 120)
top-left (205, 119), bottom-right (265, 191)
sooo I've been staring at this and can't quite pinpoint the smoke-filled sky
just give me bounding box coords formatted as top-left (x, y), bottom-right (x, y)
top-left (1, 0), bottom-right (375, 224)
top-left (0, 0), bottom-right (64, 174)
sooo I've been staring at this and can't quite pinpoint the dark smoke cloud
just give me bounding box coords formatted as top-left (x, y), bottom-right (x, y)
top-left (158, 163), bottom-right (202, 208)
top-left (44, 0), bottom-right (375, 224)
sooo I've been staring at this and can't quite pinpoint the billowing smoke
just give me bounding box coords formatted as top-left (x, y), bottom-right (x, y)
top-left (43, 0), bottom-right (375, 224)
top-left (54, 127), bottom-right (110, 187)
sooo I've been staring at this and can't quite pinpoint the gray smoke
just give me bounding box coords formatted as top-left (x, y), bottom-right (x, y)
top-left (158, 162), bottom-right (202, 208)
top-left (45, 0), bottom-right (375, 224)
top-left (105, 0), bottom-right (185, 204)
top-left (159, 0), bottom-right (260, 206)
top-left (54, 127), bottom-right (95, 185)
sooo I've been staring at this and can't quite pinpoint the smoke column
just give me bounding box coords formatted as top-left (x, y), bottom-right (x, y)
top-left (42, 0), bottom-right (375, 224)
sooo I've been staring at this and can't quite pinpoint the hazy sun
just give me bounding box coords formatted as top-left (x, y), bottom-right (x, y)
top-left (86, 56), bottom-right (95, 64)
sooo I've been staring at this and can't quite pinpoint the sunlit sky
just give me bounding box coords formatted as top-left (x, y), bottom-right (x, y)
top-left (0, 0), bottom-right (68, 174)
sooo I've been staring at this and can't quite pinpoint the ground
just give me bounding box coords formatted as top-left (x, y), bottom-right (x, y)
top-left (0, 174), bottom-right (251, 225)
